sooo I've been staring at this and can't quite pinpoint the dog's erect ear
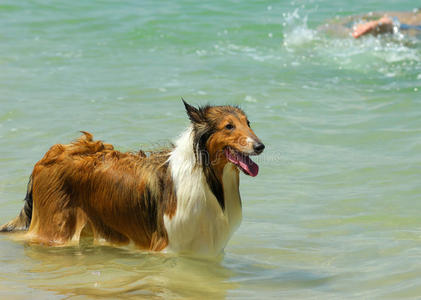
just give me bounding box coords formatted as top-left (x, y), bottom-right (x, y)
top-left (182, 98), bottom-right (204, 124)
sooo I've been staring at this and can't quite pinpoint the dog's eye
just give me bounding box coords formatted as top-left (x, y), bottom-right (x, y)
top-left (247, 120), bottom-right (250, 127)
top-left (225, 124), bottom-right (234, 130)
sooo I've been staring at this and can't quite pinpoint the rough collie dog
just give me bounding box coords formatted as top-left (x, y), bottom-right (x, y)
top-left (0, 100), bottom-right (264, 256)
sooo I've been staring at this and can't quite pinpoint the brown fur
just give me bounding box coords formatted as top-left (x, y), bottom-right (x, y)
top-left (7, 132), bottom-right (175, 249)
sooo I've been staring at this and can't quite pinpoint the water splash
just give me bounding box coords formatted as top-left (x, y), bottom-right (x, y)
top-left (282, 8), bottom-right (317, 49)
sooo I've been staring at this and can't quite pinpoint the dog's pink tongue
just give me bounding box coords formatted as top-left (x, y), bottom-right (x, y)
top-left (225, 148), bottom-right (259, 177)
top-left (238, 155), bottom-right (259, 177)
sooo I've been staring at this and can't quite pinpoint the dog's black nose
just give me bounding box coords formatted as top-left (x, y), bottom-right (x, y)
top-left (253, 142), bottom-right (265, 154)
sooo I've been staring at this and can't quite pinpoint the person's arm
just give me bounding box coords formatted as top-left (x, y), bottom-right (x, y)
top-left (352, 16), bottom-right (393, 38)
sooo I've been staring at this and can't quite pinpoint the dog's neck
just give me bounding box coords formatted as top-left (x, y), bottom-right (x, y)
top-left (171, 125), bottom-right (228, 210)
top-left (165, 126), bottom-right (242, 255)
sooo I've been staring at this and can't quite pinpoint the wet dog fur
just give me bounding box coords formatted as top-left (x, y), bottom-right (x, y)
top-left (0, 100), bottom-right (264, 256)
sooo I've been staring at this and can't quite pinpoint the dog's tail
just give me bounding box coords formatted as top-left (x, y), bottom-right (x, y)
top-left (0, 176), bottom-right (33, 232)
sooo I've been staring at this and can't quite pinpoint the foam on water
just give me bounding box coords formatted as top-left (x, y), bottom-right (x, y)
top-left (282, 9), bottom-right (317, 48)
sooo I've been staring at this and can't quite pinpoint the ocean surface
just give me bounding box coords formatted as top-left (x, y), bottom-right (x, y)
top-left (1, 0), bottom-right (420, 299)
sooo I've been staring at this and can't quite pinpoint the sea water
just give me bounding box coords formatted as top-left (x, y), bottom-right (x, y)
top-left (0, 0), bottom-right (420, 298)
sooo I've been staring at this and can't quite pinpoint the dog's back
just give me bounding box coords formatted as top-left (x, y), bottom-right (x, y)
top-left (1, 132), bottom-right (172, 250)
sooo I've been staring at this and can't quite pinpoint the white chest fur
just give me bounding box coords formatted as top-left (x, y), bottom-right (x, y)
top-left (163, 127), bottom-right (242, 256)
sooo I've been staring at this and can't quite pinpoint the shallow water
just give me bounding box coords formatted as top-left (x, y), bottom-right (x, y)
top-left (1, 0), bottom-right (421, 299)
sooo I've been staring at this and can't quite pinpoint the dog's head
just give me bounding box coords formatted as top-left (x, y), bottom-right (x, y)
top-left (183, 99), bottom-right (264, 177)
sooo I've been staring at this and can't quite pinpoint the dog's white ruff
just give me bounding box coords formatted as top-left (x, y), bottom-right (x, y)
top-left (164, 126), bottom-right (242, 256)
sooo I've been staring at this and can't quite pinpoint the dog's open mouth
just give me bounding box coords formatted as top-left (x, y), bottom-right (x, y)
top-left (225, 147), bottom-right (259, 177)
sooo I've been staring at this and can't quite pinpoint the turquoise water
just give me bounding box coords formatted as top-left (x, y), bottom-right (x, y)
top-left (1, 0), bottom-right (421, 298)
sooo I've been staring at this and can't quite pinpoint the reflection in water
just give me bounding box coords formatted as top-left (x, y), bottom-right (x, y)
top-left (0, 235), bottom-right (339, 299)
top-left (21, 244), bottom-right (237, 299)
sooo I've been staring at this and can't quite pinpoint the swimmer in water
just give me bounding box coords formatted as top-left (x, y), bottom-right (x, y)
top-left (352, 11), bottom-right (421, 38)
top-left (319, 10), bottom-right (421, 39)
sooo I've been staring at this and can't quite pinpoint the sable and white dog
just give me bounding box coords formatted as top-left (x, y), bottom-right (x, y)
top-left (0, 100), bottom-right (265, 256)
